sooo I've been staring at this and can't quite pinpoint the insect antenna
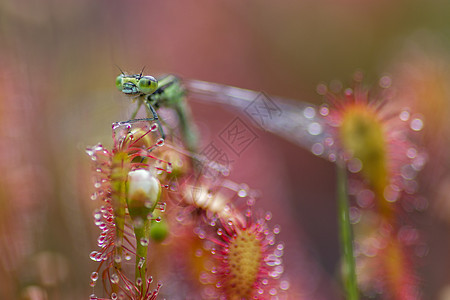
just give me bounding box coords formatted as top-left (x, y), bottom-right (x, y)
top-left (114, 64), bottom-right (126, 75)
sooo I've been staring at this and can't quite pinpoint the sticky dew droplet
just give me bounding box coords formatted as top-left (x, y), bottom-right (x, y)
top-left (140, 238), bottom-right (149, 246)
top-left (114, 255), bottom-right (122, 264)
top-left (399, 110), bottom-right (410, 121)
top-left (90, 271), bottom-right (99, 281)
top-left (136, 277), bottom-right (143, 287)
top-left (158, 202), bottom-right (167, 212)
top-left (307, 122), bottom-right (322, 136)
top-left (316, 83), bottom-right (328, 95)
top-left (303, 106), bottom-right (316, 119)
top-left (110, 273), bottom-right (119, 284)
top-left (273, 225), bottom-right (281, 234)
top-left (138, 257), bottom-right (145, 268)
top-left (410, 118), bottom-right (424, 131)
top-left (237, 189), bottom-right (247, 198)
top-left (348, 158), bottom-right (363, 173)
top-left (156, 138), bottom-right (165, 147)
top-left (311, 143), bottom-right (324, 156)
top-left (379, 75), bottom-right (392, 88)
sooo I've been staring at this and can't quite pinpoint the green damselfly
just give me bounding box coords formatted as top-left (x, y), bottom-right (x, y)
top-left (116, 73), bottom-right (331, 159)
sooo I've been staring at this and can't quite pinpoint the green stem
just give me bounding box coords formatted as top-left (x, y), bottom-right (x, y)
top-left (134, 219), bottom-right (151, 295)
top-left (337, 162), bottom-right (359, 300)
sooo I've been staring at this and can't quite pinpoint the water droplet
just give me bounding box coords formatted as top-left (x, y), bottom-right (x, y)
top-left (155, 216), bottom-right (161, 223)
top-left (303, 107), bottom-right (316, 119)
top-left (237, 189), bottom-right (247, 198)
top-left (349, 207), bottom-right (361, 224)
top-left (89, 294), bottom-right (98, 300)
top-left (166, 163), bottom-right (173, 173)
top-left (195, 249), bottom-right (203, 257)
top-left (125, 252), bottom-right (132, 261)
top-left (265, 212), bottom-right (272, 221)
top-left (138, 257), bottom-right (145, 268)
top-left (399, 110), bottom-right (410, 121)
top-left (410, 118), bottom-right (424, 131)
top-left (89, 251), bottom-right (100, 261)
top-left (90, 271), bottom-right (99, 281)
top-left (246, 208), bottom-right (252, 217)
top-left (348, 158), bottom-right (362, 173)
top-left (280, 280), bottom-right (290, 290)
top-left (319, 105), bottom-right (329, 116)
top-left (147, 276), bottom-right (153, 284)
top-left (316, 83), bottom-right (327, 95)
top-left (114, 255), bottom-right (122, 264)
top-left (156, 138), bottom-right (165, 147)
top-left (140, 238), bottom-right (149, 246)
top-left (328, 153), bottom-right (336, 162)
top-left (110, 273), bottom-right (119, 284)
top-left (406, 147), bottom-right (417, 159)
top-left (307, 122), bottom-right (322, 136)
top-left (217, 228), bottom-right (223, 236)
top-left (97, 235), bottom-right (107, 247)
top-left (401, 164), bottom-right (416, 180)
top-left (111, 293), bottom-right (118, 300)
top-left (356, 189), bottom-right (375, 208)
top-left (159, 202), bottom-right (167, 212)
top-left (344, 88), bottom-right (353, 96)
top-left (150, 123), bottom-right (158, 132)
top-left (384, 185), bottom-right (400, 202)
top-left (273, 225), bottom-right (281, 234)
top-left (379, 75), bottom-right (392, 88)
top-left (324, 137), bottom-right (334, 146)
top-left (94, 182), bottom-right (101, 188)
top-left (311, 143), bottom-right (324, 156)
top-left (93, 210), bottom-right (101, 220)
top-left (136, 277), bottom-right (143, 287)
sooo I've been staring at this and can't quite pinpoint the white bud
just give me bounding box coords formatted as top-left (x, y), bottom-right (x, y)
top-left (127, 169), bottom-right (161, 214)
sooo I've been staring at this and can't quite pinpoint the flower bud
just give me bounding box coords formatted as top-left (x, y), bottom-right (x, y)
top-left (127, 169), bottom-right (161, 223)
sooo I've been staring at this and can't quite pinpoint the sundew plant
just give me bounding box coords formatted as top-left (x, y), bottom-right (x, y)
top-left (86, 72), bottom-right (425, 300)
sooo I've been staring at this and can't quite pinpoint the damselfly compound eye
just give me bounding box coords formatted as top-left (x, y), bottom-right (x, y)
top-left (138, 76), bottom-right (158, 94)
top-left (115, 74), bottom-right (124, 91)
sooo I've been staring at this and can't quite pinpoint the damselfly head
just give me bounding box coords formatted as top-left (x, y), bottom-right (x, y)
top-left (116, 74), bottom-right (158, 95)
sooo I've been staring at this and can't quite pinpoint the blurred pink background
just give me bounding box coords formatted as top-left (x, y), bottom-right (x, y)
top-left (0, 0), bottom-right (449, 299)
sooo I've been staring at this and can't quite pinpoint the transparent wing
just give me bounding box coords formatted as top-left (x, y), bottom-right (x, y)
top-left (184, 79), bottom-right (334, 158)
